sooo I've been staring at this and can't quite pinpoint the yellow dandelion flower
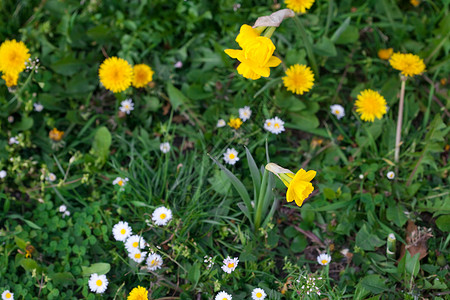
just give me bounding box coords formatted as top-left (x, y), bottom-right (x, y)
top-left (2, 71), bottom-right (19, 87)
top-left (285, 0), bottom-right (315, 13)
top-left (228, 117), bottom-right (243, 130)
top-left (266, 163), bottom-right (316, 207)
top-left (132, 64), bottom-right (154, 88)
top-left (410, 0), bottom-right (420, 7)
top-left (127, 286), bottom-right (148, 300)
top-left (98, 57), bottom-right (133, 93)
top-left (389, 53), bottom-right (425, 77)
top-left (355, 89), bottom-right (387, 122)
top-left (282, 64), bottom-right (314, 95)
top-left (378, 48), bottom-right (393, 60)
top-left (49, 128), bottom-right (64, 141)
top-left (0, 39), bottom-right (30, 74)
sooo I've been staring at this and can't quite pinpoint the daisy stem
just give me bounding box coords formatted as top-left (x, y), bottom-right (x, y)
top-left (394, 78), bottom-right (407, 166)
top-left (293, 16), bottom-right (319, 78)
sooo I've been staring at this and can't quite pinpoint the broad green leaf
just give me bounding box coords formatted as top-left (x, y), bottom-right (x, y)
top-left (386, 204), bottom-right (408, 227)
top-left (435, 214), bottom-right (450, 232)
top-left (21, 259), bottom-right (38, 271)
top-left (167, 82), bottom-right (188, 111)
top-left (15, 117), bottom-right (34, 131)
top-left (81, 263), bottom-right (111, 276)
top-left (335, 25), bottom-right (359, 44)
top-left (91, 126), bottom-right (111, 165)
top-left (360, 274), bottom-right (387, 294)
top-left (245, 146), bottom-right (261, 198)
top-left (187, 263), bottom-right (201, 285)
top-left (405, 252), bottom-right (420, 278)
top-left (356, 224), bottom-right (385, 251)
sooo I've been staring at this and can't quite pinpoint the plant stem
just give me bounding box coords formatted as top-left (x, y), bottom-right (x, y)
top-left (254, 170), bottom-right (268, 232)
top-left (394, 78), bottom-right (407, 165)
top-left (293, 16), bottom-right (319, 78)
top-left (263, 26), bottom-right (276, 38)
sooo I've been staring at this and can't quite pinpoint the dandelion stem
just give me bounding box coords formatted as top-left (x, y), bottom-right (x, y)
top-left (394, 78), bottom-right (407, 165)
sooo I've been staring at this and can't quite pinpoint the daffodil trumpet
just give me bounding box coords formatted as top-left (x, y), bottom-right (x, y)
top-left (266, 163), bottom-right (316, 207)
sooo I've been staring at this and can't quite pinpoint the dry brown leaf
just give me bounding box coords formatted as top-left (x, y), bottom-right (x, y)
top-left (399, 220), bottom-right (432, 261)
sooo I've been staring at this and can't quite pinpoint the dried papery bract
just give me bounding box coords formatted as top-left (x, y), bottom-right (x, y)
top-left (253, 9), bottom-right (295, 28)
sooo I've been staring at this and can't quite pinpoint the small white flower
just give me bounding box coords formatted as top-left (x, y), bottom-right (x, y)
top-left (174, 61), bottom-right (183, 68)
top-left (263, 118), bottom-right (274, 132)
top-left (317, 253), bottom-right (331, 266)
top-left (152, 207), bottom-right (172, 226)
top-left (223, 148), bottom-right (239, 165)
top-left (59, 205), bottom-right (67, 213)
top-left (128, 249), bottom-right (147, 264)
top-left (7, 116), bottom-right (14, 123)
top-left (238, 106), bottom-right (252, 122)
top-left (119, 99), bottom-right (134, 114)
top-left (125, 235), bottom-right (147, 253)
top-left (47, 173), bottom-right (57, 182)
top-left (146, 253), bottom-right (163, 271)
top-left (112, 221), bottom-right (132, 242)
top-left (217, 119), bottom-right (226, 128)
top-left (1, 290), bottom-right (13, 300)
top-left (88, 273), bottom-right (108, 294)
top-left (359, 174), bottom-right (364, 179)
top-left (62, 211), bottom-right (71, 218)
top-left (387, 171), bottom-right (395, 180)
top-left (271, 117), bottom-right (285, 134)
top-left (0, 170), bottom-right (6, 179)
top-left (215, 291), bottom-right (232, 300)
top-left (251, 288), bottom-right (266, 300)
top-left (330, 104), bottom-right (345, 120)
top-left (112, 177), bottom-right (128, 187)
top-left (160, 142), bottom-right (171, 153)
top-left (221, 256), bottom-right (239, 273)
top-left (34, 102), bottom-right (44, 112)
top-left (8, 137), bottom-right (19, 145)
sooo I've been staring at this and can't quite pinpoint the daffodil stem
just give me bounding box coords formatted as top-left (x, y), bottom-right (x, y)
top-left (263, 27), bottom-right (276, 38)
top-left (394, 78), bottom-right (407, 165)
top-left (293, 16), bottom-right (319, 78)
top-left (254, 170), bottom-right (268, 232)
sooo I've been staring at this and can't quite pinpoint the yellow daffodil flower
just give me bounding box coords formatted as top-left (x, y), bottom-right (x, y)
top-left (266, 163), bottom-right (316, 207)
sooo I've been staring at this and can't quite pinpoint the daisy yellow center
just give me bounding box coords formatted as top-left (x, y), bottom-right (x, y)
top-left (274, 123), bottom-right (280, 129)
top-left (256, 292), bottom-right (262, 297)
top-left (118, 180), bottom-right (124, 186)
top-left (96, 279), bottom-right (103, 286)
top-left (334, 110), bottom-right (340, 114)
top-left (229, 153), bottom-right (235, 159)
top-left (321, 259), bottom-right (328, 264)
top-left (151, 259), bottom-right (156, 265)
top-left (222, 298), bottom-right (227, 300)
top-left (120, 229), bottom-right (126, 234)
top-left (5, 293), bottom-right (11, 299)
top-left (135, 253), bottom-right (141, 259)
top-left (267, 122), bottom-right (271, 126)
top-left (227, 262), bottom-right (234, 268)
top-left (133, 242), bottom-right (139, 248)
top-left (160, 213), bottom-right (166, 219)
top-left (124, 104), bottom-right (130, 109)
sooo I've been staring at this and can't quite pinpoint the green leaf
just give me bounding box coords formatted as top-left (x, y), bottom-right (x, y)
top-left (15, 117), bottom-right (34, 131)
top-left (290, 235), bottom-right (307, 253)
top-left (81, 263), bottom-right (111, 276)
top-left (245, 146), bottom-right (261, 198)
top-left (167, 82), bottom-right (188, 111)
top-left (313, 37), bottom-right (337, 57)
top-left (50, 272), bottom-right (75, 285)
top-left (356, 224), bottom-right (385, 251)
top-left (405, 252), bottom-right (420, 278)
top-left (386, 204), bottom-right (408, 227)
top-left (7, 214), bottom-right (41, 230)
top-left (91, 126), bottom-right (111, 165)
top-left (334, 25), bottom-right (359, 44)
top-left (14, 236), bottom-right (27, 249)
top-left (360, 274), bottom-right (387, 294)
top-left (21, 259), bottom-right (38, 271)
top-left (50, 54), bottom-right (82, 76)
top-left (323, 188), bottom-right (336, 200)
top-left (187, 263), bottom-right (201, 286)
top-left (435, 214), bottom-right (450, 232)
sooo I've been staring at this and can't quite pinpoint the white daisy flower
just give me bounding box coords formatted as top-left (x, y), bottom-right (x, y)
top-left (88, 273), bottom-right (108, 294)
top-left (8, 137), bottom-right (19, 145)
top-left (152, 207), bottom-right (172, 226)
top-left (33, 102), bottom-right (44, 112)
top-left (271, 117), bottom-right (285, 134)
top-left (112, 221), bottom-right (132, 242)
top-left (47, 173), bottom-right (57, 182)
top-left (238, 106), bottom-right (252, 122)
top-left (387, 171), bottom-right (395, 180)
top-left (221, 256), bottom-right (239, 273)
top-left (223, 148), bottom-right (239, 165)
top-left (59, 205), bottom-right (67, 213)
top-left (216, 119), bottom-right (226, 128)
top-left (1, 290), bottom-right (14, 300)
top-left (0, 170), bottom-right (6, 179)
top-left (62, 211), bottom-right (71, 218)
top-left (128, 249), bottom-right (147, 264)
top-left (112, 177), bottom-right (128, 188)
top-left (215, 291), bottom-right (232, 300)
top-left (317, 253), bottom-right (331, 266)
top-left (125, 235), bottom-right (147, 253)
top-left (359, 174), bottom-right (364, 179)
top-left (330, 104), bottom-right (345, 119)
top-left (263, 118), bottom-right (274, 132)
top-left (119, 99), bottom-right (134, 114)
top-left (146, 253), bottom-right (163, 271)
top-left (251, 288), bottom-right (267, 300)
top-left (160, 142), bottom-right (171, 153)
